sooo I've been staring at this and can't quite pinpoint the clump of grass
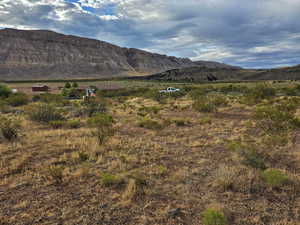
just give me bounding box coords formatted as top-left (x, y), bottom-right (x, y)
top-left (83, 98), bottom-right (107, 117)
top-left (138, 117), bottom-right (163, 130)
top-left (210, 95), bottom-right (228, 107)
top-left (6, 93), bottom-right (29, 107)
top-left (67, 119), bottom-right (81, 129)
top-left (138, 106), bottom-right (161, 116)
top-left (26, 103), bottom-right (64, 123)
top-left (172, 118), bottom-right (188, 126)
top-left (262, 169), bottom-right (289, 188)
top-left (0, 116), bottom-right (21, 142)
top-left (199, 116), bottom-right (212, 125)
top-left (193, 96), bottom-right (217, 113)
top-left (121, 177), bottom-right (146, 203)
top-left (254, 100), bottom-right (299, 133)
top-left (32, 93), bottom-right (66, 105)
top-left (212, 165), bottom-right (238, 191)
top-left (49, 120), bottom-right (65, 129)
top-left (88, 113), bottom-right (115, 145)
top-left (46, 165), bottom-right (64, 184)
top-left (228, 141), bottom-right (266, 170)
top-left (72, 151), bottom-right (89, 164)
top-left (202, 208), bottom-right (227, 225)
top-left (100, 172), bottom-right (124, 187)
top-left (242, 84), bottom-right (276, 105)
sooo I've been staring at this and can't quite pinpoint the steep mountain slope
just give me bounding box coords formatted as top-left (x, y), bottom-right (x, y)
top-left (0, 28), bottom-right (195, 80)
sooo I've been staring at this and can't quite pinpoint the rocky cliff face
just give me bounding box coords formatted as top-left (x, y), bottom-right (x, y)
top-left (0, 28), bottom-right (194, 80)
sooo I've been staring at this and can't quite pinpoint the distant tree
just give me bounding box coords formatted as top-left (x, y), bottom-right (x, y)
top-left (72, 82), bottom-right (78, 88)
top-left (0, 85), bottom-right (12, 98)
top-left (64, 82), bottom-right (71, 89)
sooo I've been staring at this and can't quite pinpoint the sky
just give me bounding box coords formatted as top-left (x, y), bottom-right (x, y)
top-left (0, 0), bottom-right (300, 68)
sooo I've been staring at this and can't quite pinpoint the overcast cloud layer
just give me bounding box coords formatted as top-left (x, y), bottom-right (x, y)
top-left (0, 0), bottom-right (299, 68)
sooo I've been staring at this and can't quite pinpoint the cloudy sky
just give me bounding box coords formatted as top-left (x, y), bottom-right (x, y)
top-left (0, 0), bottom-right (300, 68)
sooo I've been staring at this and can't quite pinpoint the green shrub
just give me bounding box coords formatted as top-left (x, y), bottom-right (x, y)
top-left (262, 169), bottom-right (289, 188)
top-left (254, 101), bottom-right (299, 133)
top-left (72, 82), bottom-right (78, 88)
top-left (144, 90), bottom-right (167, 104)
top-left (138, 117), bottom-right (163, 130)
top-left (88, 113), bottom-right (115, 145)
top-left (83, 98), bottom-right (107, 117)
top-left (138, 106), bottom-right (161, 115)
top-left (193, 96), bottom-right (217, 113)
top-left (100, 172), bottom-right (123, 187)
top-left (172, 118), bottom-right (187, 126)
top-left (62, 88), bottom-right (83, 98)
top-left (49, 120), bottom-right (65, 129)
top-left (210, 95), bottom-right (228, 107)
top-left (202, 208), bottom-right (227, 225)
top-left (64, 82), bottom-right (71, 89)
top-left (6, 93), bottom-right (29, 107)
top-left (190, 88), bottom-right (206, 100)
top-left (0, 116), bottom-right (21, 142)
top-left (240, 148), bottom-right (266, 170)
top-left (228, 141), bottom-right (266, 170)
top-left (199, 116), bottom-right (212, 125)
top-left (0, 85), bottom-right (12, 98)
top-left (26, 103), bottom-right (64, 123)
top-left (33, 93), bottom-right (64, 105)
top-left (67, 119), bottom-right (81, 129)
top-left (242, 84), bottom-right (276, 105)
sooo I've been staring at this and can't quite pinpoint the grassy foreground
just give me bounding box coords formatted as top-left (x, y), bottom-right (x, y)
top-left (1, 81), bottom-right (300, 225)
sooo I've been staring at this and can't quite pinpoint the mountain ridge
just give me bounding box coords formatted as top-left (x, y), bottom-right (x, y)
top-left (0, 28), bottom-right (240, 80)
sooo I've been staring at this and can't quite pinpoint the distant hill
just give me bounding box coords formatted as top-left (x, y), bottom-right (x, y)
top-left (139, 64), bottom-right (300, 82)
top-left (0, 28), bottom-right (197, 80)
top-left (193, 61), bottom-right (242, 70)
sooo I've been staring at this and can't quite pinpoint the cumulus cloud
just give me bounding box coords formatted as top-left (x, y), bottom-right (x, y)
top-left (0, 0), bottom-right (299, 68)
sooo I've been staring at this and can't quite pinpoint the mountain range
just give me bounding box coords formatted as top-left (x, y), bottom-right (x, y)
top-left (0, 28), bottom-right (299, 81)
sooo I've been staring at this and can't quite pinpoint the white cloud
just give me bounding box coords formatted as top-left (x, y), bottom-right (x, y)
top-left (0, 0), bottom-right (300, 68)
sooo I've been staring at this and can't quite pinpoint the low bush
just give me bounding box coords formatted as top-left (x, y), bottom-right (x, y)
top-left (0, 84), bottom-right (12, 98)
top-left (242, 84), bottom-right (276, 105)
top-left (193, 96), bottom-right (217, 113)
top-left (26, 103), bottom-right (64, 123)
top-left (46, 165), bottom-right (64, 184)
top-left (6, 93), bottom-right (29, 107)
top-left (189, 88), bottom-right (206, 100)
top-left (67, 119), bottom-right (81, 129)
top-left (49, 120), bottom-right (65, 129)
top-left (0, 116), bottom-right (21, 142)
top-left (254, 100), bottom-right (299, 133)
top-left (88, 113), bottom-right (115, 145)
top-left (83, 98), bottom-right (107, 117)
top-left (100, 172), bottom-right (124, 187)
top-left (228, 141), bottom-right (266, 170)
top-left (138, 117), bottom-right (164, 130)
top-left (262, 169), bottom-right (289, 188)
top-left (199, 116), bottom-right (212, 125)
top-left (172, 118), bottom-right (187, 126)
top-left (33, 93), bottom-right (65, 105)
top-left (202, 208), bottom-right (227, 225)
top-left (138, 106), bottom-right (161, 116)
top-left (210, 95), bottom-right (228, 107)
top-left (213, 165), bottom-right (238, 191)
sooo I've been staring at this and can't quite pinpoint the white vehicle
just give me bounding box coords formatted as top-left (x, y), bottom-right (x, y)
top-left (159, 87), bottom-right (180, 93)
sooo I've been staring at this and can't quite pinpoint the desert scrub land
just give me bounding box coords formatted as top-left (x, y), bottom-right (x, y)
top-left (1, 81), bottom-right (300, 225)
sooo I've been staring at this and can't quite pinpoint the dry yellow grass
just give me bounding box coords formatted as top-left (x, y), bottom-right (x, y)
top-left (1, 86), bottom-right (300, 224)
